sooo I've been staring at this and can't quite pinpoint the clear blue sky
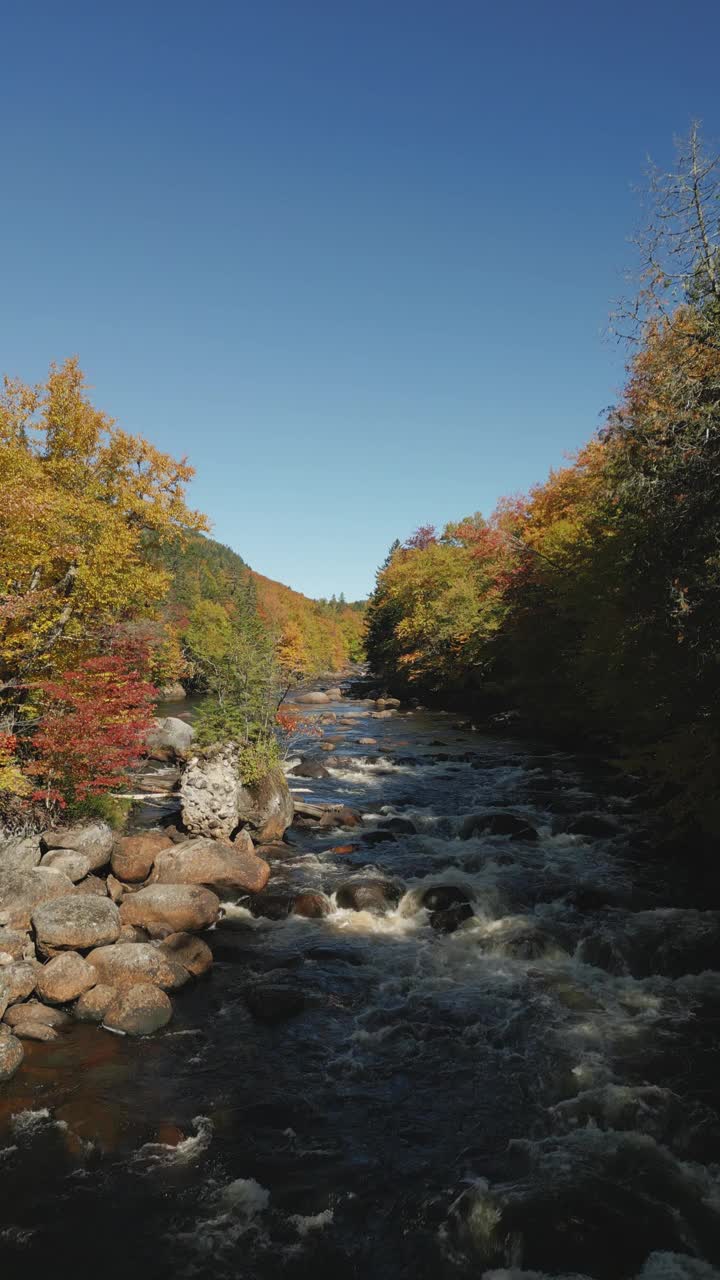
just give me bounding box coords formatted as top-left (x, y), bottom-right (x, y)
top-left (3, 1), bottom-right (719, 600)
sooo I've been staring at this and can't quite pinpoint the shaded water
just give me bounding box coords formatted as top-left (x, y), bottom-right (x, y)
top-left (2, 695), bottom-right (720, 1279)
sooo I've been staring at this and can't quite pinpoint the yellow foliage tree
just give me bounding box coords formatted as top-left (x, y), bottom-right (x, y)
top-left (0, 358), bottom-right (207, 706)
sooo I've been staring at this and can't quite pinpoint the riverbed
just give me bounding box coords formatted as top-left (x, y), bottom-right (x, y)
top-left (1, 693), bottom-right (719, 1279)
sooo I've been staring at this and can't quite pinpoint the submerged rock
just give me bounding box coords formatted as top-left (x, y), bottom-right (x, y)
top-left (14, 1021), bottom-right (58, 1042)
top-left (292, 891), bottom-right (331, 919)
top-left (3, 1000), bottom-right (69, 1029)
top-left (335, 879), bottom-right (404, 914)
top-left (430, 903), bottom-right (475, 933)
top-left (244, 982), bottom-right (307, 1022)
top-left (459, 812), bottom-right (539, 841)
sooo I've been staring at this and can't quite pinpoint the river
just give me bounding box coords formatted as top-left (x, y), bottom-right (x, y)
top-left (1, 691), bottom-right (720, 1279)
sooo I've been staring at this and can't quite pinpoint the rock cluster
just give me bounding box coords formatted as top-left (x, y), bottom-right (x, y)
top-left (0, 809), bottom-right (279, 1081)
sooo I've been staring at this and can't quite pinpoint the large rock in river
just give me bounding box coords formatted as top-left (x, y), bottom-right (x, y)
top-left (0, 867), bottom-right (76, 930)
top-left (41, 822), bottom-right (114, 870)
top-left (146, 716), bottom-right (195, 762)
top-left (0, 1028), bottom-right (24, 1081)
top-left (238, 769), bottom-right (294, 843)
top-left (87, 942), bottom-right (189, 990)
top-left (1, 961), bottom-right (37, 1004)
top-left (152, 839), bottom-right (270, 893)
top-left (294, 691), bottom-right (330, 705)
top-left (119, 885), bottom-right (220, 934)
top-left (159, 932), bottom-right (213, 977)
top-left (36, 951), bottom-right (97, 1004)
top-left (103, 983), bottom-right (172, 1036)
top-left (180, 746), bottom-right (293, 843)
top-left (32, 896), bottom-right (121, 952)
top-left (112, 832), bottom-right (174, 883)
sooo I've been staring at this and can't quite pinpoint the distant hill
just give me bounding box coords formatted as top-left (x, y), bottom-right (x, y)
top-left (157, 532), bottom-right (364, 679)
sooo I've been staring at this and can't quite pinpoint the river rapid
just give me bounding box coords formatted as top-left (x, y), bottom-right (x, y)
top-left (1, 691), bottom-right (720, 1280)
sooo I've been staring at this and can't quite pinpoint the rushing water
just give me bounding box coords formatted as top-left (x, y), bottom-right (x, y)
top-left (2, 694), bottom-right (720, 1279)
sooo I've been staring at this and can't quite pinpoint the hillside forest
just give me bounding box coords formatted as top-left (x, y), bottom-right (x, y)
top-left (0, 362), bottom-right (363, 822)
top-left (366, 126), bottom-right (720, 847)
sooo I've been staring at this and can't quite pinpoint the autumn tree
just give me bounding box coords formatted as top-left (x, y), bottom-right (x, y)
top-left (0, 358), bottom-right (207, 718)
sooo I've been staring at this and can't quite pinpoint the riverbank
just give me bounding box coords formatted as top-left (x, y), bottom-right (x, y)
top-left (1, 687), bottom-right (720, 1278)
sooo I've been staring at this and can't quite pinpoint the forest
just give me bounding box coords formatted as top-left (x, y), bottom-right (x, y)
top-left (0, 361), bottom-right (363, 823)
top-left (366, 126), bottom-right (720, 845)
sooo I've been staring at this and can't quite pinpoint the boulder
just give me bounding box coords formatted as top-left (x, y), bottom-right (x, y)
top-left (107, 875), bottom-right (128, 904)
top-left (42, 822), bottom-right (114, 870)
top-left (146, 716), bottom-right (195, 761)
top-left (152, 839), bottom-right (270, 894)
top-left (0, 928), bottom-right (33, 963)
top-left (159, 932), bottom-right (213, 977)
top-left (0, 867), bottom-right (76, 930)
top-left (248, 890), bottom-right (294, 921)
top-left (180, 747), bottom-right (294, 844)
top-left (3, 1001), bottom-right (69, 1029)
top-left (0, 1030), bottom-right (24, 1078)
top-left (39, 849), bottom-right (91, 882)
top-left (119, 885), bottom-right (220, 934)
top-left (0, 983), bottom-right (8, 1021)
top-left (422, 885), bottom-right (472, 913)
top-left (459, 813), bottom-right (539, 842)
top-left (75, 984), bottom-right (117, 1022)
top-left (336, 879), bottom-right (404, 914)
top-left (14, 1021), bottom-right (58, 1042)
top-left (87, 942), bottom-right (190, 991)
top-left (36, 952), bottom-right (97, 1004)
top-left (32, 896), bottom-right (120, 952)
top-left (179, 744), bottom-right (242, 839)
top-left (358, 737), bottom-right (377, 746)
top-left (158, 682), bottom-right (186, 702)
top-left (0, 835), bottom-right (42, 874)
top-left (292, 891), bottom-right (331, 919)
top-left (73, 875), bottom-right (109, 897)
top-left (111, 832), bottom-right (173, 883)
top-left (361, 830), bottom-right (398, 847)
top-left (375, 698), bottom-right (401, 710)
top-left (291, 760), bottom-right (330, 780)
top-left (324, 687), bottom-right (343, 700)
top-left (103, 983), bottom-right (173, 1036)
top-left (294, 691), bottom-right (330, 705)
top-left (1, 961), bottom-right (37, 1004)
top-left (238, 768), bottom-right (294, 843)
top-left (430, 902), bottom-right (474, 933)
top-left (386, 817), bottom-right (417, 835)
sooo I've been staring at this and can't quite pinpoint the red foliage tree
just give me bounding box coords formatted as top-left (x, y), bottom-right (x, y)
top-left (29, 641), bottom-right (156, 808)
